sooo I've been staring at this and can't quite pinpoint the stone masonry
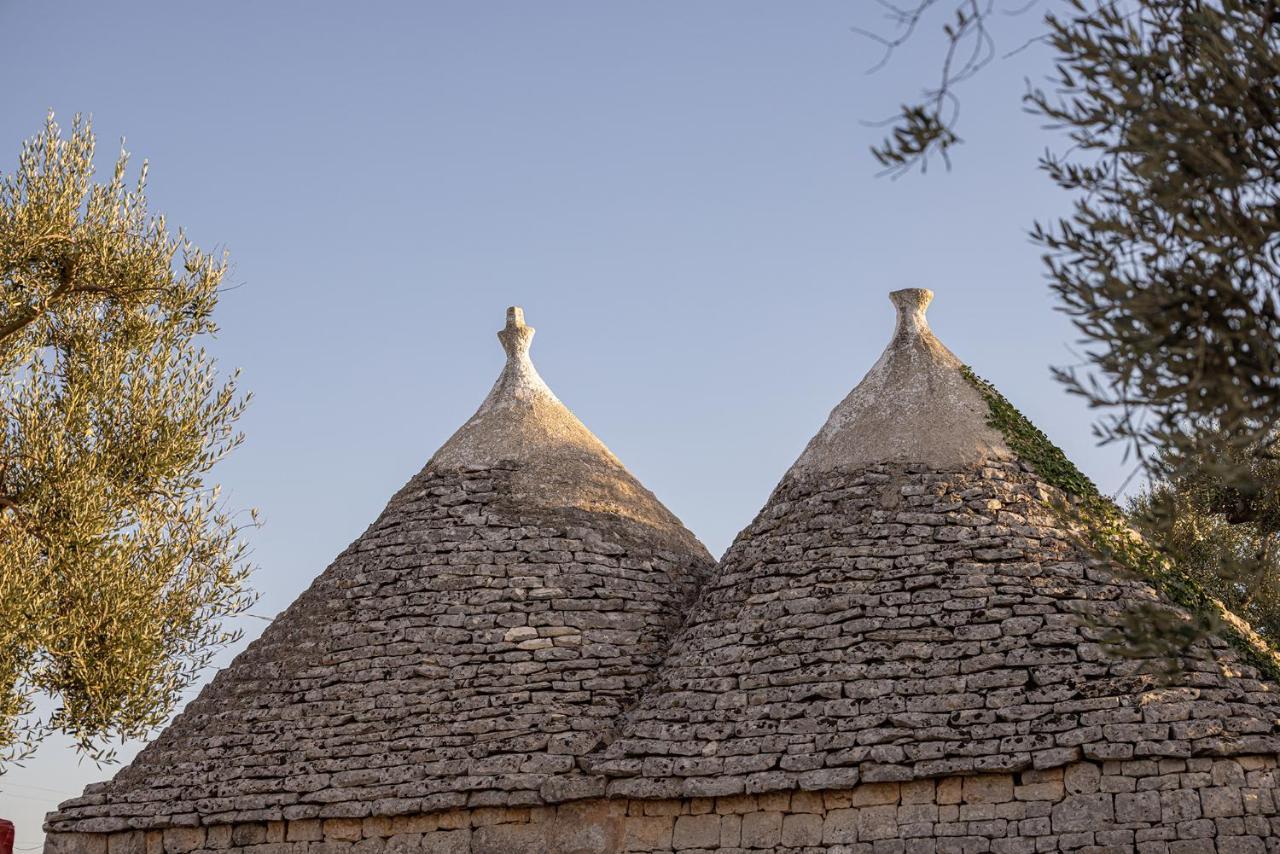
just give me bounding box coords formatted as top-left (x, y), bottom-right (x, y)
top-left (45, 757), bottom-right (1280, 853)
top-left (45, 465), bottom-right (710, 830)
top-left (43, 296), bottom-right (1280, 853)
top-left (45, 309), bottom-right (713, 833)
top-left (593, 462), bottom-right (1280, 801)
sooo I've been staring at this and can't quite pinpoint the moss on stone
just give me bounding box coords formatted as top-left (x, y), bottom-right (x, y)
top-left (960, 365), bottom-right (1280, 684)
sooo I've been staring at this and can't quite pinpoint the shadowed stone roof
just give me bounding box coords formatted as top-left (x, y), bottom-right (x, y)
top-left (588, 289), bottom-right (1280, 801)
top-left (47, 308), bottom-right (712, 833)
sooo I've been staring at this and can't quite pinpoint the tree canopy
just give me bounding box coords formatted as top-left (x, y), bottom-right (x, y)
top-left (0, 115), bottom-right (254, 765)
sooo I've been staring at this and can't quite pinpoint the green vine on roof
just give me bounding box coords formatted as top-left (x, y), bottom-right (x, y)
top-left (960, 365), bottom-right (1280, 685)
top-left (960, 368), bottom-right (1100, 500)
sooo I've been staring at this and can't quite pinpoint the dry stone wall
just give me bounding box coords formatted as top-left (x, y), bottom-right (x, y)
top-left (593, 462), bottom-right (1280, 798)
top-left (44, 756), bottom-right (1280, 853)
top-left (47, 463), bottom-right (711, 832)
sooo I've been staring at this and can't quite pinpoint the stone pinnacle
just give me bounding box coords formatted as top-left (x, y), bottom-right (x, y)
top-left (889, 287), bottom-right (934, 339)
top-left (498, 305), bottom-right (535, 363)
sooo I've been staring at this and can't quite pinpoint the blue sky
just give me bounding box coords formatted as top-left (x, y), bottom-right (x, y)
top-left (0, 2), bottom-right (1128, 846)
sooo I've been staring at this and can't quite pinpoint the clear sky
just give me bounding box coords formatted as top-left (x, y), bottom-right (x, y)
top-left (0, 2), bottom-right (1129, 847)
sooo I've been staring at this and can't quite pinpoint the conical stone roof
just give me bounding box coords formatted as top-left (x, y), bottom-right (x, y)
top-left (589, 288), bottom-right (1280, 801)
top-left (47, 308), bottom-right (712, 833)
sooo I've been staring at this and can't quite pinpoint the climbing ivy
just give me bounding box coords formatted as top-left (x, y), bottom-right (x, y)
top-left (960, 368), bottom-right (1100, 500)
top-left (960, 366), bottom-right (1280, 684)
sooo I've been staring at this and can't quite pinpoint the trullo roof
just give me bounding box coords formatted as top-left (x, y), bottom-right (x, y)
top-left (46, 307), bottom-right (712, 833)
top-left (588, 288), bottom-right (1280, 800)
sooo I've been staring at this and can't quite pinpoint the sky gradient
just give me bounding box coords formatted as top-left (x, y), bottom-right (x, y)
top-left (0, 2), bottom-right (1128, 847)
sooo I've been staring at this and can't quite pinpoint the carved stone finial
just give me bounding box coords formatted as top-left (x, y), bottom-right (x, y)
top-left (889, 288), bottom-right (934, 338)
top-left (498, 306), bottom-right (534, 362)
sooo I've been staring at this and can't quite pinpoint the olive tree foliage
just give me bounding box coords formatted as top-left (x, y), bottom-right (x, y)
top-left (1130, 439), bottom-right (1280, 642)
top-left (1031, 0), bottom-right (1280, 475)
top-left (0, 115), bottom-right (255, 767)
top-left (866, 0), bottom-right (1280, 656)
top-left (861, 0), bottom-right (1006, 176)
top-left (1035, 0), bottom-right (1280, 654)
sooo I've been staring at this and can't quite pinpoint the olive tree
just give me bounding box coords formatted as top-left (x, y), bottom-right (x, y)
top-left (1131, 439), bottom-right (1280, 642)
top-left (0, 115), bottom-right (254, 766)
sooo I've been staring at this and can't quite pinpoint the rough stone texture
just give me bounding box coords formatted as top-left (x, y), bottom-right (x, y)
top-left (42, 294), bottom-right (1280, 851)
top-left (44, 756), bottom-right (1280, 852)
top-left (46, 309), bottom-right (712, 832)
top-left (588, 291), bottom-right (1280, 799)
top-left (590, 460), bottom-right (1280, 799)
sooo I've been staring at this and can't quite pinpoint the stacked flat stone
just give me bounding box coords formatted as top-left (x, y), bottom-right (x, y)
top-left (579, 289), bottom-right (1280, 851)
top-left (45, 307), bottom-right (712, 834)
top-left (44, 294), bottom-right (1280, 853)
top-left (592, 459), bottom-right (1280, 796)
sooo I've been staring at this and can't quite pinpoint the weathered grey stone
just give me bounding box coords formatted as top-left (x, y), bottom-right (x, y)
top-left (1051, 792), bottom-right (1114, 832)
top-left (46, 309), bottom-right (712, 835)
top-left (590, 298), bottom-right (1280, 804)
top-left (1118, 790), bottom-right (1162, 823)
top-left (41, 296), bottom-right (1280, 854)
